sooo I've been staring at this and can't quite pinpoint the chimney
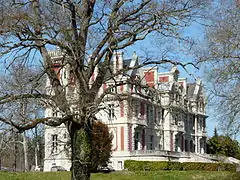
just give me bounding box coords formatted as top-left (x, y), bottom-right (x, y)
top-left (113, 51), bottom-right (123, 73)
top-left (170, 65), bottom-right (180, 82)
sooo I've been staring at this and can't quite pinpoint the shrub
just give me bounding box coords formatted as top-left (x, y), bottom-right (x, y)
top-left (167, 161), bottom-right (182, 170)
top-left (218, 162), bottom-right (237, 172)
top-left (124, 160), bottom-right (168, 171)
top-left (181, 162), bottom-right (218, 171)
top-left (124, 160), bottom-right (236, 172)
top-left (150, 161), bottom-right (169, 170)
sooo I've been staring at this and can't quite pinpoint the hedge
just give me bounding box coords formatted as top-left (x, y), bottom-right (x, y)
top-left (124, 160), bottom-right (237, 172)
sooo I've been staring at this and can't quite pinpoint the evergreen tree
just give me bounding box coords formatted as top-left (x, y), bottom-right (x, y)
top-left (91, 121), bottom-right (113, 172)
top-left (214, 127), bottom-right (218, 137)
top-left (207, 133), bottom-right (240, 159)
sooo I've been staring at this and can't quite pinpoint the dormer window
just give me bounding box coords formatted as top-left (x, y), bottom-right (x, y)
top-left (175, 93), bottom-right (180, 104)
top-left (108, 104), bottom-right (115, 120)
top-left (52, 134), bottom-right (58, 153)
top-left (63, 69), bottom-right (67, 79)
top-left (116, 55), bottom-right (119, 71)
top-left (52, 111), bottom-right (58, 117)
top-left (109, 85), bottom-right (116, 93)
top-left (174, 73), bottom-right (179, 81)
top-left (199, 101), bottom-right (204, 112)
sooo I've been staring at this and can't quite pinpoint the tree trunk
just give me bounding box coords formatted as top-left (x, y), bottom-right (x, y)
top-left (14, 133), bottom-right (17, 172)
top-left (22, 102), bottom-right (28, 172)
top-left (23, 132), bottom-right (29, 172)
top-left (35, 143), bottom-right (38, 169)
top-left (70, 121), bottom-right (92, 180)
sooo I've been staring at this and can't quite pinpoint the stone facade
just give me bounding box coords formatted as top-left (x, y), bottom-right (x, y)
top-left (44, 51), bottom-right (207, 171)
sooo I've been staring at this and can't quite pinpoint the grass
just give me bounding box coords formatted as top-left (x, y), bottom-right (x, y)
top-left (0, 170), bottom-right (240, 180)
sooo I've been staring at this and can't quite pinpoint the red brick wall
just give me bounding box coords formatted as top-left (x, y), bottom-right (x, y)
top-left (103, 83), bottom-right (107, 91)
top-left (159, 76), bottom-right (169, 82)
top-left (121, 127), bottom-right (124, 151)
top-left (178, 81), bottom-right (184, 86)
top-left (144, 71), bottom-right (155, 87)
top-left (120, 102), bottom-right (124, 117)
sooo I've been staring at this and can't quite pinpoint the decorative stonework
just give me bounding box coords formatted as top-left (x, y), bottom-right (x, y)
top-left (44, 51), bottom-right (208, 171)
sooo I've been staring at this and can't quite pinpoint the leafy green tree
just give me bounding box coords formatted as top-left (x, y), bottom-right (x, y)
top-left (207, 135), bottom-right (240, 159)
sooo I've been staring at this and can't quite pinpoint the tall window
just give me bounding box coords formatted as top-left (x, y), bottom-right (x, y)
top-left (172, 113), bottom-right (178, 125)
top-left (199, 118), bottom-right (203, 131)
top-left (140, 102), bottom-right (145, 119)
top-left (150, 135), bottom-right (154, 150)
top-left (161, 109), bottom-right (165, 121)
top-left (193, 115), bottom-right (195, 130)
top-left (203, 118), bottom-right (206, 131)
top-left (157, 109), bottom-right (161, 123)
top-left (147, 105), bottom-right (149, 123)
top-left (134, 132), bottom-right (139, 150)
top-left (175, 136), bottom-right (179, 152)
top-left (135, 102), bottom-right (139, 118)
top-left (184, 119), bottom-right (188, 131)
top-left (109, 85), bottom-right (115, 93)
top-left (175, 94), bottom-right (180, 104)
top-left (52, 134), bottom-right (58, 153)
top-left (189, 115), bottom-right (194, 131)
top-left (63, 133), bottom-right (67, 139)
top-left (52, 110), bottom-right (58, 117)
top-left (63, 69), bottom-right (67, 79)
top-left (149, 106), bottom-right (153, 122)
top-left (108, 104), bottom-right (115, 120)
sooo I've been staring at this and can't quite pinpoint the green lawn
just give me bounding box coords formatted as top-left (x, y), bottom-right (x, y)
top-left (0, 171), bottom-right (240, 180)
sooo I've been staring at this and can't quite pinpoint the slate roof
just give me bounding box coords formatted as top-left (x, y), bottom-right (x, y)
top-left (187, 83), bottom-right (196, 98)
top-left (123, 59), bottom-right (132, 68)
top-left (104, 59), bottom-right (137, 80)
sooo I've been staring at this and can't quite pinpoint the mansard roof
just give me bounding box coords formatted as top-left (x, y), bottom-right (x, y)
top-left (187, 83), bottom-right (196, 98)
top-left (123, 59), bottom-right (132, 68)
top-left (104, 57), bottom-right (139, 81)
top-left (187, 81), bottom-right (204, 101)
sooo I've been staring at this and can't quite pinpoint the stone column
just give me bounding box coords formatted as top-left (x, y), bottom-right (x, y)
top-left (194, 115), bottom-right (198, 153)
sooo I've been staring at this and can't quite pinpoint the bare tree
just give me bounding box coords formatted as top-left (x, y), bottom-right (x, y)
top-left (27, 125), bottom-right (44, 171)
top-left (196, 0), bottom-right (240, 137)
top-left (0, 63), bottom-right (43, 171)
top-left (0, 1), bottom-right (209, 179)
top-left (0, 128), bottom-right (13, 170)
top-left (0, 128), bottom-right (24, 171)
